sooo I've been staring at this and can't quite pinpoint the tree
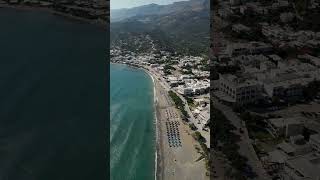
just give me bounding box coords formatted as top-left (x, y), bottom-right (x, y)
top-left (189, 123), bottom-right (197, 130)
top-left (303, 80), bottom-right (320, 100)
top-left (272, 96), bottom-right (281, 105)
top-left (193, 131), bottom-right (206, 143)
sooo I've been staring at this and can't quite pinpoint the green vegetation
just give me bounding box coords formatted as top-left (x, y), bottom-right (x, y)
top-left (239, 112), bottom-right (285, 159)
top-left (181, 66), bottom-right (194, 75)
top-left (185, 96), bottom-right (195, 107)
top-left (163, 69), bottom-right (172, 75)
top-left (303, 80), bottom-right (320, 100)
top-left (213, 65), bottom-right (241, 75)
top-left (163, 64), bottom-right (176, 72)
top-left (193, 131), bottom-right (206, 143)
top-left (193, 131), bottom-right (209, 172)
top-left (189, 123), bottom-right (197, 131)
top-left (295, 10), bottom-right (320, 31)
top-left (182, 70), bottom-right (194, 75)
top-left (239, 112), bottom-right (270, 140)
top-left (110, 7), bottom-right (209, 56)
top-left (212, 107), bottom-right (253, 179)
top-left (292, 0), bottom-right (320, 31)
top-left (211, 0), bottom-right (220, 10)
top-left (230, 28), bottom-right (266, 42)
top-left (271, 96), bottom-right (281, 105)
top-left (294, 0), bottom-right (310, 15)
top-left (168, 91), bottom-right (189, 119)
top-left (169, 91), bottom-right (209, 171)
top-left (169, 90), bottom-right (183, 108)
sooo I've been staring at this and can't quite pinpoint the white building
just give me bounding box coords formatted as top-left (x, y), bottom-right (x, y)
top-left (167, 76), bottom-right (180, 87)
top-left (177, 79), bottom-right (209, 96)
top-left (232, 24), bottom-right (251, 33)
top-left (198, 110), bottom-right (210, 129)
top-left (264, 78), bottom-right (305, 98)
top-left (284, 156), bottom-right (320, 180)
top-left (226, 42), bottom-right (273, 56)
top-left (267, 117), bottom-right (305, 137)
top-left (217, 74), bottom-right (261, 104)
top-left (280, 12), bottom-right (295, 23)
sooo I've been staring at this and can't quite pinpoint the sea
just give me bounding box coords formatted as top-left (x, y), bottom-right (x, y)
top-left (0, 8), bottom-right (107, 179)
top-left (110, 63), bottom-right (156, 180)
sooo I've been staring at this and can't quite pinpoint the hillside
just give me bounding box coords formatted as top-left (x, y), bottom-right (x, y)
top-left (111, 0), bottom-right (209, 22)
top-left (110, 0), bottom-right (210, 56)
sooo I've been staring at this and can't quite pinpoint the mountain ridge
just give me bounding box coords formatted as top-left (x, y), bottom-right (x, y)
top-left (110, 0), bottom-right (210, 56)
top-left (111, 0), bottom-right (209, 22)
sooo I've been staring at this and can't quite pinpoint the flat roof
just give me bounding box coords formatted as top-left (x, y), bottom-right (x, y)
top-left (287, 156), bottom-right (320, 179)
top-left (212, 91), bottom-right (236, 103)
top-left (269, 117), bottom-right (303, 128)
top-left (277, 142), bottom-right (295, 154)
top-left (310, 134), bottom-right (320, 144)
top-left (268, 150), bottom-right (287, 163)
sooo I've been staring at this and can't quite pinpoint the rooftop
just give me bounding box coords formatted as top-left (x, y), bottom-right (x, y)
top-left (286, 156), bottom-right (320, 179)
top-left (269, 117), bottom-right (304, 128)
top-left (310, 134), bottom-right (320, 144)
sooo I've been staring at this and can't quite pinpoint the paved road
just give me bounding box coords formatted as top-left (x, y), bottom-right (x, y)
top-left (153, 71), bottom-right (209, 180)
top-left (147, 67), bottom-right (210, 147)
top-left (175, 92), bottom-right (210, 148)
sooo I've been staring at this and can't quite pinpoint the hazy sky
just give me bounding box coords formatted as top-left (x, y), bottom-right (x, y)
top-left (111, 0), bottom-right (185, 9)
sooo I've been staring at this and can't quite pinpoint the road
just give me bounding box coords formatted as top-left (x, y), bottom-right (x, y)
top-left (147, 66), bottom-right (210, 147)
top-left (152, 70), bottom-right (209, 180)
top-left (212, 98), bottom-right (270, 180)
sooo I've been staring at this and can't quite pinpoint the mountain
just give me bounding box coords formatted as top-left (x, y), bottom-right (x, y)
top-left (110, 0), bottom-right (210, 56)
top-left (111, 0), bottom-right (209, 22)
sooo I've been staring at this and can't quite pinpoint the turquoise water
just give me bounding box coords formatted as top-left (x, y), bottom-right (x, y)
top-left (110, 63), bottom-right (155, 180)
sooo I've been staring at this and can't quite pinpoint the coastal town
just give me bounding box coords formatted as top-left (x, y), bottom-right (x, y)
top-left (0, 0), bottom-right (109, 23)
top-left (212, 0), bottom-right (320, 179)
top-left (111, 40), bottom-right (211, 179)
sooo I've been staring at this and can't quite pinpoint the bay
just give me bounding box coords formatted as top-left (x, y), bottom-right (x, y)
top-left (0, 8), bottom-right (107, 180)
top-left (110, 63), bottom-right (155, 180)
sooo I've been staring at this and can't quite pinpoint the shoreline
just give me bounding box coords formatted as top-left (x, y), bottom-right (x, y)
top-left (0, 4), bottom-right (108, 29)
top-left (111, 62), bottom-right (161, 180)
top-left (111, 62), bottom-right (209, 180)
top-left (143, 68), bottom-right (160, 180)
top-left (145, 70), bottom-right (158, 180)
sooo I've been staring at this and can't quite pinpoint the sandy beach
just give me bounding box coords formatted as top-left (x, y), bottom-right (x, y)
top-left (145, 67), bottom-right (209, 180)
top-left (113, 62), bottom-right (209, 180)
